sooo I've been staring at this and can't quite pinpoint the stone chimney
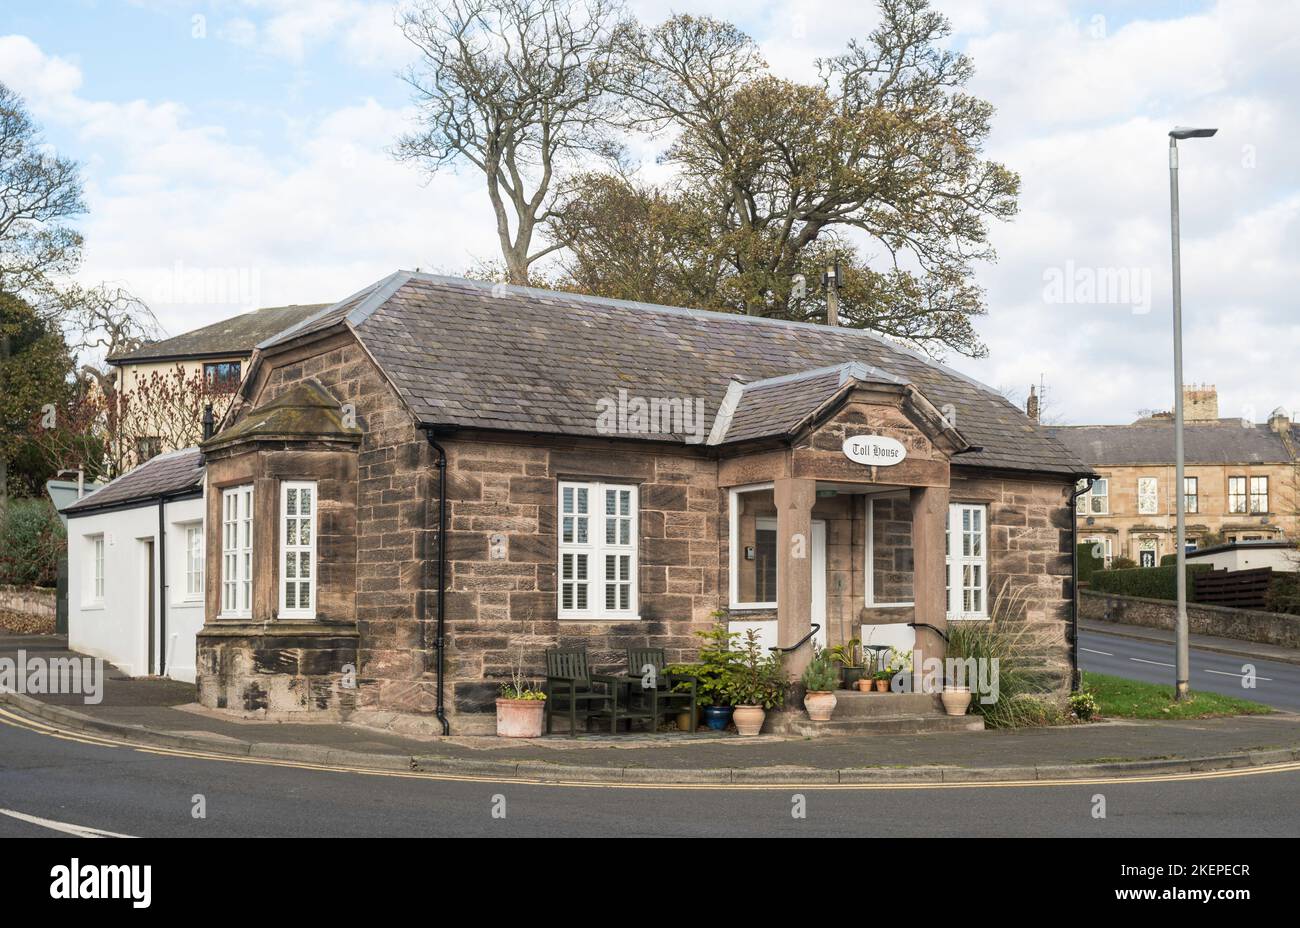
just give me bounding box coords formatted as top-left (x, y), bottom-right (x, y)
top-left (1025, 384), bottom-right (1040, 422)
top-left (1268, 406), bottom-right (1292, 434)
top-left (1182, 384), bottom-right (1218, 421)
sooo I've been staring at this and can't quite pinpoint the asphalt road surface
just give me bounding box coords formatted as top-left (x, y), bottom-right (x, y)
top-left (1, 708), bottom-right (1297, 838)
top-left (1078, 628), bottom-right (1300, 712)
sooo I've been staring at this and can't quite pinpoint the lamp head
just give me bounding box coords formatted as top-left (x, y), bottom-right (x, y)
top-left (1169, 126), bottom-right (1218, 140)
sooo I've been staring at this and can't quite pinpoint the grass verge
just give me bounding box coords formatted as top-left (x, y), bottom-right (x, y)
top-left (1082, 671), bottom-right (1273, 720)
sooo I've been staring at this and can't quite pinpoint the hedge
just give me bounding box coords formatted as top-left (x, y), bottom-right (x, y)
top-left (1076, 542), bottom-right (1104, 584)
top-left (1089, 562), bottom-right (1213, 602)
top-left (0, 498), bottom-right (65, 588)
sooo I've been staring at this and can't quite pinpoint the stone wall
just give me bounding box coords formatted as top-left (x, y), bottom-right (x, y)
top-left (1080, 588), bottom-right (1300, 649)
top-left (0, 585), bottom-right (56, 619)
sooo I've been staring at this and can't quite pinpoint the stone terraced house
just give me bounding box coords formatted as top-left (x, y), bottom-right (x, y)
top-left (195, 271), bottom-right (1092, 733)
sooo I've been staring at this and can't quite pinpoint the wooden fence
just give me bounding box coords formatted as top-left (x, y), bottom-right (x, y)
top-left (1192, 567), bottom-right (1274, 610)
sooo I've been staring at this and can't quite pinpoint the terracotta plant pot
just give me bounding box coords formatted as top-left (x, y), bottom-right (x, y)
top-left (495, 698), bottom-right (545, 738)
top-left (874, 678), bottom-right (890, 692)
top-left (675, 710), bottom-right (694, 732)
top-left (941, 686), bottom-right (972, 717)
top-left (804, 691), bottom-right (837, 721)
top-left (856, 678), bottom-right (872, 692)
top-left (732, 705), bottom-right (766, 736)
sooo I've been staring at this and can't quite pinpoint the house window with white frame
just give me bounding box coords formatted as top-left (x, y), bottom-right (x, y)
top-left (280, 481), bottom-right (317, 619)
top-left (1137, 477), bottom-right (1158, 515)
top-left (728, 484), bottom-right (778, 609)
top-left (220, 485), bottom-right (253, 617)
top-left (1183, 476), bottom-right (1198, 514)
top-left (1076, 477), bottom-right (1108, 515)
top-left (1249, 476), bottom-right (1268, 514)
top-left (1228, 476), bottom-right (1248, 514)
top-left (87, 534), bottom-right (105, 604)
top-left (184, 523), bottom-right (203, 598)
top-left (946, 503), bottom-right (987, 619)
top-left (558, 481), bottom-right (638, 619)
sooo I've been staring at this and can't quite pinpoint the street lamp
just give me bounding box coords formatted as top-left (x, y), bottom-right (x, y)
top-left (1168, 125), bottom-right (1216, 700)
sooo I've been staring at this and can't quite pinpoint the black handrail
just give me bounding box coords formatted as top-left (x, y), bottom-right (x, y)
top-left (908, 621), bottom-right (949, 644)
top-left (769, 623), bottom-right (821, 653)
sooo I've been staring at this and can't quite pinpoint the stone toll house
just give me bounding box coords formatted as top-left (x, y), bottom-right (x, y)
top-left (195, 272), bottom-right (1092, 733)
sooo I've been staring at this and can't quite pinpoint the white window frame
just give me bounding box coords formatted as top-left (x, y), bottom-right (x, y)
top-left (1249, 475), bottom-right (1268, 514)
top-left (728, 482), bottom-right (777, 611)
top-left (1076, 477), bottom-right (1109, 515)
top-left (946, 503), bottom-right (988, 620)
top-left (279, 480), bottom-right (318, 620)
top-left (1137, 476), bottom-right (1158, 515)
top-left (558, 481), bottom-right (639, 620)
top-left (1183, 476), bottom-right (1198, 514)
top-left (865, 494), bottom-right (914, 608)
top-left (1228, 476), bottom-right (1247, 514)
top-left (183, 522), bottom-right (204, 601)
top-left (220, 485), bottom-right (253, 618)
top-left (86, 534), bottom-right (105, 606)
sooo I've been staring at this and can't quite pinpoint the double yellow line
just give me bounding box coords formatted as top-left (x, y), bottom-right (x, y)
top-left (2, 704), bottom-right (1298, 791)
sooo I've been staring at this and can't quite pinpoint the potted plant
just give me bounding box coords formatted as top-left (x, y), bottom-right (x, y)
top-left (725, 628), bottom-right (786, 736)
top-left (941, 682), bottom-right (972, 716)
top-left (495, 643), bottom-right (547, 737)
top-left (872, 668), bottom-right (892, 692)
top-left (856, 676), bottom-right (872, 692)
top-left (685, 619), bottom-right (742, 731)
top-left (877, 647), bottom-right (912, 692)
top-left (801, 648), bottom-right (839, 721)
top-left (827, 637), bottom-right (864, 690)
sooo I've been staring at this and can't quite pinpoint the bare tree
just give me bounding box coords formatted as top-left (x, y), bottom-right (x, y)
top-left (395, 0), bottom-right (625, 284)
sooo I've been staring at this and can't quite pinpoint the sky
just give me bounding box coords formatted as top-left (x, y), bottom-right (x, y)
top-left (1, 0), bottom-right (1296, 426)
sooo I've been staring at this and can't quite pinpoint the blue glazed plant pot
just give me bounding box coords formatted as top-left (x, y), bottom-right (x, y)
top-left (702, 705), bottom-right (733, 731)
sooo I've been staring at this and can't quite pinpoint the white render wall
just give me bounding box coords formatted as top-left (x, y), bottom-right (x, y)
top-left (1187, 545), bottom-right (1300, 574)
top-left (67, 494), bottom-right (206, 682)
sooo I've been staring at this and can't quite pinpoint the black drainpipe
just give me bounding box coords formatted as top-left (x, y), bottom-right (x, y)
top-left (1068, 477), bottom-right (1097, 692)
top-left (422, 428), bottom-right (450, 735)
top-left (157, 497), bottom-right (168, 677)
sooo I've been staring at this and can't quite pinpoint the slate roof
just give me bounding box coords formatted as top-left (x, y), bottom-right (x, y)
top-left (1051, 420), bottom-right (1294, 466)
top-left (109, 304), bottom-right (329, 364)
top-left (259, 272), bottom-right (1090, 477)
top-left (64, 448), bottom-right (204, 515)
top-left (710, 362), bottom-right (914, 446)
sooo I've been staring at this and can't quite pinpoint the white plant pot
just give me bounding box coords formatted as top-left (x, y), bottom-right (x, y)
top-left (941, 686), bottom-right (972, 717)
top-left (804, 691), bottom-right (837, 722)
top-left (732, 705), bottom-right (766, 736)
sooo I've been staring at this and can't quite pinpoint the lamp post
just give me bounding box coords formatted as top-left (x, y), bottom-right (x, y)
top-left (1168, 125), bottom-right (1216, 700)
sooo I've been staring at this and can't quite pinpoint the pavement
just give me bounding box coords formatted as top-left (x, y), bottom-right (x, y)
top-left (4, 631), bottom-right (1300, 786)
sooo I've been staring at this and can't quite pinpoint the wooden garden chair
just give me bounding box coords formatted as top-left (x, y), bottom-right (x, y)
top-left (543, 647), bottom-right (622, 737)
top-left (625, 647), bottom-right (699, 733)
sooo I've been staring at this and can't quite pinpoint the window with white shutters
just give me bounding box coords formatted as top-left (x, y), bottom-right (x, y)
top-left (558, 481), bottom-right (637, 619)
top-left (280, 481), bottom-right (317, 619)
top-left (221, 485), bottom-right (253, 617)
top-left (946, 503), bottom-right (987, 620)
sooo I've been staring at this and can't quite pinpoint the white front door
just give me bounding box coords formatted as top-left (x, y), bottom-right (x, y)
top-left (729, 519), bottom-right (828, 652)
top-left (811, 519), bottom-right (827, 650)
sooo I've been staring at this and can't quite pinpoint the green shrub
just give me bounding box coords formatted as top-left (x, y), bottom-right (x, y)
top-left (1068, 690), bottom-right (1099, 721)
top-left (1089, 563), bottom-right (1212, 602)
top-left (0, 498), bottom-right (65, 587)
top-left (946, 584), bottom-right (1064, 729)
top-left (800, 649), bottom-right (839, 692)
top-left (1266, 572), bottom-right (1300, 617)
top-left (1076, 542), bottom-right (1104, 584)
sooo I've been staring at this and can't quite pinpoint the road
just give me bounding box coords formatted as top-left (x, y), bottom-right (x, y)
top-left (1078, 627), bottom-right (1300, 712)
top-left (1, 706), bottom-right (1298, 838)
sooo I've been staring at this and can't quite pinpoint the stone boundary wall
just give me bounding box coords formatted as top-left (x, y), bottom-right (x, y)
top-left (0, 585), bottom-right (56, 619)
top-left (1080, 588), bottom-right (1300, 650)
